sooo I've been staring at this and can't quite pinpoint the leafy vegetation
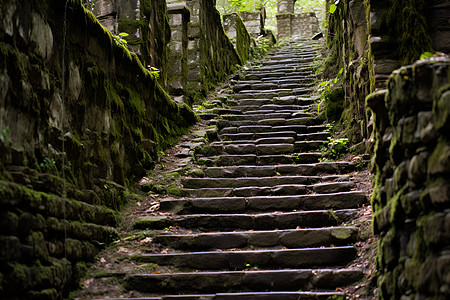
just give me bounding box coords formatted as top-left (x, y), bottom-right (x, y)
top-left (320, 137), bottom-right (349, 161)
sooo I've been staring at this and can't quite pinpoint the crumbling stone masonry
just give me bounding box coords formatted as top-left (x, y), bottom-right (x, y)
top-left (0, 0), bottom-right (195, 298)
top-left (276, 0), bottom-right (320, 39)
top-left (367, 57), bottom-right (450, 300)
top-left (166, 0), bottom-right (242, 103)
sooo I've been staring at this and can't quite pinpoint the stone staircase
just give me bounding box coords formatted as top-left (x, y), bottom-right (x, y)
top-left (78, 40), bottom-right (370, 300)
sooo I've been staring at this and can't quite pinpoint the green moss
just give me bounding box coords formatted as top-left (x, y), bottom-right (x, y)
top-left (324, 86), bottom-right (345, 121)
top-left (167, 185), bottom-right (182, 197)
top-left (386, 0), bottom-right (433, 65)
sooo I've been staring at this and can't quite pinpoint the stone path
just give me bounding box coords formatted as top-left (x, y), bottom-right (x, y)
top-left (77, 40), bottom-right (372, 300)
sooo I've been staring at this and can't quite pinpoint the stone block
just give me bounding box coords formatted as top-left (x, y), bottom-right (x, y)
top-left (434, 90), bottom-right (450, 132)
top-left (169, 13), bottom-right (183, 26)
top-left (93, 0), bottom-right (116, 18)
top-left (427, 141), bottom-right (450, 175)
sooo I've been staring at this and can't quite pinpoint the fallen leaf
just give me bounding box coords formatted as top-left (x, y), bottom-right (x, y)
top-left (100, 257), bottom-right (107, 263)
top-left (140, 237), bottom-right (153, 245)
top-left (146, 202), bottom-right (160, 213)
top-left (161, 248), bottom-right (169, 254)
top-left (118, 247), bottom-right (129, 253)
top-left (83, 278), bottom-right (94, 288)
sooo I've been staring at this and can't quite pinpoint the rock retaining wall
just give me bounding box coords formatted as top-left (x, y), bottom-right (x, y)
top-left (368, 57), bottom-right (450, 299)
top-left (0, 0), bottom-right (195, 298)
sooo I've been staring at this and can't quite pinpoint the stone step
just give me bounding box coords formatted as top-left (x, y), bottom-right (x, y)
top-left (182, 182), bottom-right (356, 198)
top-left (232, 82), bottom-right (314, 92)
top-left (219, 112), bottom-right (311, 121)
top-left (243, 72), bottom-right (312, 80)
top-left (219, 125), bottom-right (328, 135)
top-left (230, 95), bottom-right (316, 104)
top-left (99, 291), bottom-right (347, 300)
top-left (215, 117), bottom-right (319, 128)
top-left (132, 209), bottom-right (359, 231)
top-left (232, 104), bottom-right (312, 112)
top-left (152, 227), bottom-right (358, 250)
top-left (241, 109), bottom-right (306, 115)
top-left (259, 76), bottom-right (314, 82)
top-left (159, 191), bottom-right (367, 213)
top-left (203, 162), bottom-right (353, 178)
top-left (261, 58), bottom-right (315, 66)
top-left (196, 143), bottom-right (296, 156)
top-left (181, 175), bottom-right (351, 189)
top-left (265, 54), bottom-right (316, 61)
top-left (198, 153), bottom-right (323, 166)
top-left (236, 88), bottom-right (310, 97)
top-left (135, 247), bottom-right (357, 270)
top-left (217, 109), bottom-right (244, 115)
top-left (125, 268), bottom-right (364, 294)
top-left (218, 137), bottom-right (297, 144)
top-left (221, 131), bottom-right (298, 141)
top-left (219, 132), bottom-right (329, 142)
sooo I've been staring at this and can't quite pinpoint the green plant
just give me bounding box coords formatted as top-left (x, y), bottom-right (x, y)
top-left (40, 157), bottom-right (58, 174)
top-left (329, 0), bottom-right (340, 14)
top-left (149, 66), bottom-right (160, 79)
top-left (320, 137), bottom-right (349, 160)
top-left (0, 126), bottom-right (11, 144)
top-left (114, 32), bottom-right (129, 46)
top-left (420, 51), bottom-right (434, 59)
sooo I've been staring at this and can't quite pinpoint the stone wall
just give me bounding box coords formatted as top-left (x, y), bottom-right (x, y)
top-left (0, 0), bottom-right (195, 298)
top-left (167, 2), bottom-right (190, 97)
top-left (276, 0), bottom-right (320, 39)
top-left (197, 0), bottom-right (241, 98)
top-left (87, 0), bottom-right (171, 88)
top-left (223, 13), bottom-right (251, 64)
top-left (367, 57), bottom-right (450, 299)
top-left (325, 0), bottom-right (450, 147)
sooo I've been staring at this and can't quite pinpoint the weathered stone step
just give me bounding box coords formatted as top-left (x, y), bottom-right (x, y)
top-left (182, 182), bottom-right (356, 197)
top-left (221, 131), bottom-right (298, 141)
top-left (98, 291), bottom-right (347, 300)
top-left (203, 162), bottom-right (353, 178)
top-left (241, 109), bottom-right (306, 115)
top-left (217, 109), bottom-right (244, 115)
top-left (181, 175), bottom-right (351, 189)
top-left (216, 117), bottom-right (319, 128)
top-left (243, 71), bottom-right (312, 80)
top-left (159, 191), bottom-right (367, 213)
top-left (152, 227), bottom-right (358, 250)
top-left (219, 112), bottom-right (311, 121)
top-left (135, 247), bottom-right (357, 270)
top-left (218, 137), bottom-right (296, 144)
top-left (248, 65), bottom-right (313, 73)
top-left (230, 95), bottom-right (316, 104)
top-left (196, 143), bottom-right (296, 156)
top-left (198, 153), bottom-right (322, 166)
top-left (233, 79), bottom-right (314, 93)
top-left (219, 132), bottom-right (328, 143)
top-left (125, 268), bottom-right (364, 293)
top-left (232, 104), bottom-right (312, 112)
top-left (236, 88), bottom-right (310, 97)
top-left (219, 125), bottom-right (328, 135)
top-left (261, 58), bottom-right (315, 66)
top-left (265, 54), bottom-right (316, 61)
top-left (132, 209), bottom-right (359, 231)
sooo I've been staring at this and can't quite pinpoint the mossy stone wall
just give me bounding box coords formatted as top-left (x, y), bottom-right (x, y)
top-left (324, 0), bottom-right (442, 148)
top-left (196, 0), bottom-right (241, 100)
top-left (368, 57), bottom-right (450, 299)
top-left (223, 13), bottom-right (251, 64)
top-left (0, 0), bottom-right (195, 298)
